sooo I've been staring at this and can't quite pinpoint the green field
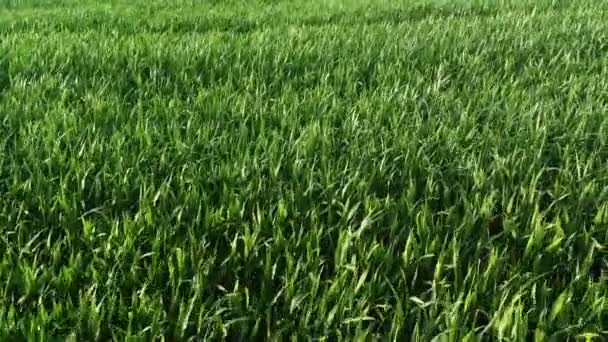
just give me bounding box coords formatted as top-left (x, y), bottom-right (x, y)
top-left (0, 0), bottom-right (607, 340)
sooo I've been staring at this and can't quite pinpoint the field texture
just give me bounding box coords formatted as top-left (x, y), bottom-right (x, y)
top-left (0, 0), bottom-right (607, 340)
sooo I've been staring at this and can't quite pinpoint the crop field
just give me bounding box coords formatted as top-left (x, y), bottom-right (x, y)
top-left (0, 0), bottom-right (607, 340)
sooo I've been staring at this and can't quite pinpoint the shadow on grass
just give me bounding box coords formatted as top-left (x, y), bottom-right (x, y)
top-left (0, 58), bottom-right (9, 95)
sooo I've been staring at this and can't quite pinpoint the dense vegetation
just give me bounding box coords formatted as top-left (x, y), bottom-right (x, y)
top-left (0, 0), bottom-right (606, 340)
